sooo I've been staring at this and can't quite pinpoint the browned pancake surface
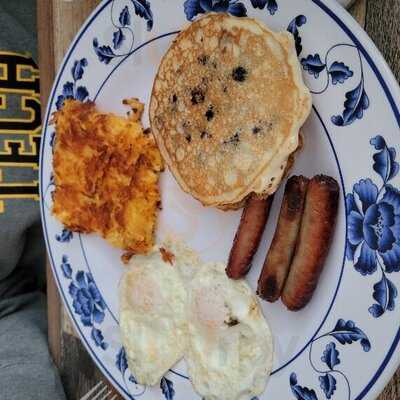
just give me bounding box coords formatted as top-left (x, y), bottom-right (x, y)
top-left (150, 13), bottom-right (311, 207)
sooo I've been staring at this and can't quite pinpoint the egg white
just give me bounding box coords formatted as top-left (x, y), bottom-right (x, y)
top-left (119, 246), bottom-right (189, 386)
top-left (185, 262), bottom-right (274, 400)
top-left (119, 240), bottom-right (274, 397)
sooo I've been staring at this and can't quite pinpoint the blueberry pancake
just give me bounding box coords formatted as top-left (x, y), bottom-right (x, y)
top-left (150, 13), bottom-right (311, 209)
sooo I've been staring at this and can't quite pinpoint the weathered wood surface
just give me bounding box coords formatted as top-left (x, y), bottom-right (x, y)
top-left (38, 0), bottom-right (400, 398)
top-left (37, 1), bottom-right (120, 399)
top-left (365, 0), bottom-right (400, 83)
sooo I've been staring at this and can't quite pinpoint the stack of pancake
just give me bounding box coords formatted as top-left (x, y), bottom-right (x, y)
top-left (150, 13), bottom-right (311, 209)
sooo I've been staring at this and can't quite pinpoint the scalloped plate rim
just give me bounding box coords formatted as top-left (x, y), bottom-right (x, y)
top-left (39, 1), bottom-right (400, 399)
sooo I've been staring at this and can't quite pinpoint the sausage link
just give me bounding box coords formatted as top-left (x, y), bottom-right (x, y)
top-left (257, 176), bottom-right (309, 302)
top-left (281, 175), bottom-right (339, 311)
top-left (226, 196), bottom-right (273, 280)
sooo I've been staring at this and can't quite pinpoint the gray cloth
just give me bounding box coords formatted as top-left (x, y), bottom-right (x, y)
top-left (0, 1), bottom-right (66, 399)
top-left (0, 294), bottom-right (65, 400)
top-left (0, 0), bottom-right (38, 59)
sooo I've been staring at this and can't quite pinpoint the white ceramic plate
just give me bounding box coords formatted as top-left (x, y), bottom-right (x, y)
top-left (40, 1), bottom-right (400, 399)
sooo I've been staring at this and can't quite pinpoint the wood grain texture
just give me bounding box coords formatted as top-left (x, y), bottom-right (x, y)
top-left (365, 0), bottom-right (400, 83)
top-left (378, 369), bottom-right (400, 400)
top-left (45, 260), bottom-right (62, 368)
top-left (52, 1), bottom-right (118, 394)
top-left (52, 0), bottom-right (100, 67)
top-left (349, 0), bottom-right (367, 26)
top-left (37, 0), bottom-right (55, 111)
top-left (38, 0), bottom-right (122, 399)
top-left (39, 0), bottom-right (400, 399)
top-left (37, 0), bottom-right (61, 369)
top-left (60, 332), bottom-right (118, 399)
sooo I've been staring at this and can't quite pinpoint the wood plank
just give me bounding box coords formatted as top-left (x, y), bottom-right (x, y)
top-left (37, 0), bottom-right (56, 109)
top-left (60, 332), bottom-right (119, 399)
top-left (349, 0), bottom-right (367, 27)
top-left (365, 0), bottom-right (400, 82)
top-left (45, 260), bottom-right (62, 368)
top-left (38, 0), bottom-right (121, 398)
top-left (378, 369), bottom-right (400, 400)
top-left (61, 303), bottom-right (77, 336)
top-left (59, 333), bottom-right (123, 400)
top-left (52, 0), bottom-right (100, 68)
top-left (37, 0), bottom-right (61, 369)
top-left (52, 0), bottom-right (102, 343)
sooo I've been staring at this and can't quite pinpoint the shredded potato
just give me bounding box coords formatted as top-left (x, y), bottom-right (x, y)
top-left (52, 99), bottom-right (163, 256)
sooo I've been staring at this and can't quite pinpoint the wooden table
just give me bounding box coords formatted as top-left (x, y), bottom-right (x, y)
top-left (37, 1), bottom-right (400, 399)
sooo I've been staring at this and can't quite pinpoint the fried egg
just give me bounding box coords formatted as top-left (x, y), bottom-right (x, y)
top-left (119, 240), bottom-right (274, 397)
top-left (119, 246), bottom-right (189, 385)
top-left (162, 236), bottom-right (200, 282)
top-left (186, 262), bottom-right (274, 400)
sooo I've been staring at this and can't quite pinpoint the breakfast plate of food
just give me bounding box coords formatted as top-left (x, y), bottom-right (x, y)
top-left (39, 1), bottom-right (400, 399)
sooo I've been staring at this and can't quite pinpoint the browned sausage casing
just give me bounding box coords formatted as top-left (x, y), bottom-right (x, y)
top-left (257, 176), bottom-right (309, 302)
top-left (226, 196), bottom-right (273, 280)
top-left (281, 175), bottom-right (340, 311)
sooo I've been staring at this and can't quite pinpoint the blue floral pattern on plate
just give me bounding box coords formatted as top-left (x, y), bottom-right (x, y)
top-left (301, 43), bottom-right (369, 126)
top-left (287, 15), bottom-right (307, 56)
top-left (287, 12), bottom-right (369, 127)
top-left (55, 228), bottom-right (73, 243)
top-left (115, 347), bottom-right (175, 399)
top-left (55, 58), bottom-right (89, 110)
top-left (116, 347), bottom-right (147, 398)
top-left (93, 0), bottom-right (153, 64)
top-left (346, 135), bottom-right (400, 317)
top-left (250, 0), bottom-right (277, 15)
top-left (51, 57), bottom-right (90, 151)
top-left (290, 319), bottom-right (370, 400)
top-left (61, 256), bottom-right (108, 350)
top-left (160, 377), bottom-right (175, 400)
top-left (184, 0), bottom-right (247, 19)
top-left (183, 0), bottom-right (278, 20)
top-left (116, 347), bottom-right (139, 385)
